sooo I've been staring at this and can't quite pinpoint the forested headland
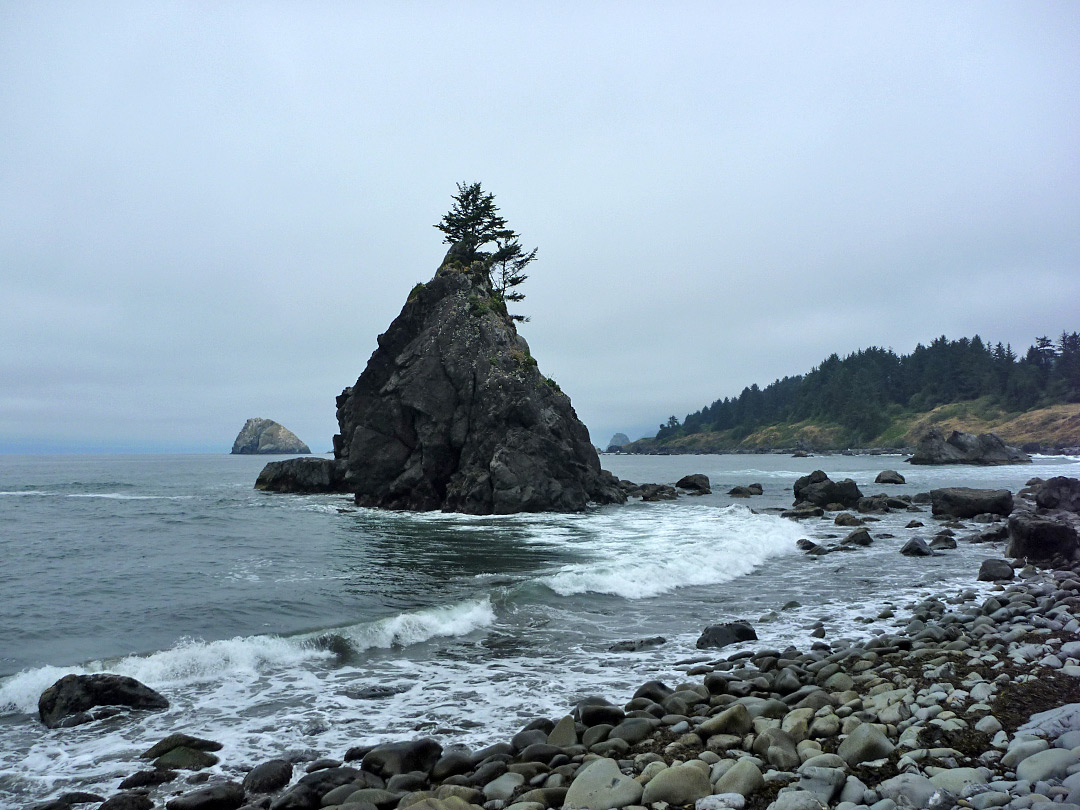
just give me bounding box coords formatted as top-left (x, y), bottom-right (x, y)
top-left (629, 332), bottom-right (1080, 453)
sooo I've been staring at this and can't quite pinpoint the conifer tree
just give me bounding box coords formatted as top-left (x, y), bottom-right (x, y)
top-left (435, 182), bottom-right (537, 318)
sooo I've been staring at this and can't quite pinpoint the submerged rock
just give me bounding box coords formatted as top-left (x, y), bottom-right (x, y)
top-left (38, 674), bottom-right (168, 729)
top-left (331, 257), bottom-right (624, 514)
top-left (930, 487), bottom-right (1013, 518)
top-left (907, 428), bottom-right (1030, 465)
top-left (676, 474), bottom-right (711, 494)
top-left (231, 418), bottom-right (311, 455)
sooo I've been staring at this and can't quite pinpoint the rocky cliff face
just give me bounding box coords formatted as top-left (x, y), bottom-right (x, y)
top-left (232, 418), bottom-right (311, 455)
top-left (331, 257), bottom-right (624, 514)
top-left (907, 428), bottom-right (1030, 465)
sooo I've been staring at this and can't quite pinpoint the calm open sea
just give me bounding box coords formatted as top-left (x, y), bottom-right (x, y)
top-left (1, 452), bottom-right (1077, 806)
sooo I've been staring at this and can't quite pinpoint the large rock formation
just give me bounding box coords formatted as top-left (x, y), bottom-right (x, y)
top-left (606, 433), bottom-right (630, 452)
top-left (39, 673), bottom-right (169, 729)
top-left (907, 428), bottom-right (1030, 465)
top-left (232, 418), bottom-right (311, 455)
top-left (792, 470), bottom-right (862, 509)
top-left (324, 256), bottom-right (624, 514)
top-left (255, 457), bottom-right (348, 493)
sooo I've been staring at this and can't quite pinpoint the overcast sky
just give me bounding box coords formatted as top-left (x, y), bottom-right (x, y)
top-left (2, 2), bottom-right (1078, 453)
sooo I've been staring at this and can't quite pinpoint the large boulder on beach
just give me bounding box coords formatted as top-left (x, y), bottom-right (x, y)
top-left (696, 620), bottom-right (757, 649)
top-left (792, 471), bottom-right (862, 509)
top-left (907, 428), bottom-right (1030, 465)
top-left (1037, 477), bottom-right (1080, 512)
top-left (930, 487), bottom-right (1013, 518)
top-left (329, 253), bottom-right (625, 514)
top-left (255, 457), bottom-right (349, 493)
top-left (231, 418), bottom-right (311, 455)
top-left (1006, 511), bottom-right (1080, 561)
top-left (38, 674), bottom-right (169, 729)
top-left (165, 782), bottom-right (245, 810)
top-left (362, 739), bottom-right (443, 778)
top-left (564, 757), bottom-right (643, 810)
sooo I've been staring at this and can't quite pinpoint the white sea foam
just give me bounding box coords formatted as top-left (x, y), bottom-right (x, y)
top-left (541, 504), bottom-right (802, 599)
top-left (339, 598), bottom-right (496, 650)
top-left (0, 490), bottom-right (53, 496)
top-left (0, 599), bottom-right (495, 717)
top-left (67, 493), bottom-right (191, 500)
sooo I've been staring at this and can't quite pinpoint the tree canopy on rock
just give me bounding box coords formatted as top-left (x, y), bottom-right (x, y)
top-left (435, 182), bottom-right (536, 320)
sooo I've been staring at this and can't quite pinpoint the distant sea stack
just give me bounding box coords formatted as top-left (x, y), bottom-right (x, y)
top-left (231, 418), bottom-right (311, 455)
top-left (326, 252), bottom-right (624, 514)
top-left (606, 433), bottom-right (630, 452)
top-left (907, 427), bottom-right (1030, 465)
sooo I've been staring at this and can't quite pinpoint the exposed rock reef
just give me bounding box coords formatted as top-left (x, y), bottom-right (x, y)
top-left (255, 457), bottom-right (349, 493)
top-left (606, 433), bottom-right (631, 452)
top-left (907, 428), bottom-right (1030, 466)
top-left (38, 674), bottom-right (169, 729)
top-left (231, 418), bottom-right (311, 455)
top-left (325, 256), bottom-right (623, 514)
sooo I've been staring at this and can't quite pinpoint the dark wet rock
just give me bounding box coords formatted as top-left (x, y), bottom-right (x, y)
top-left (900, 537), bottom-right (934, 556)
top-left (1037, 477), bottom-right (1080, 512)
top-left (330, 259), bottom-right (625, 514)
top-left (747, 483), bottom-right (763, 495)
top-left (792, 470), bottom-right (862, 509)
top-left (232, 418), bottom-right (310, 455)
top-left (875, 470), bottom-right (906, 484)
top-left (142, 733), bottom-right (223, 759)
top-left (1007, 511), bottom-right (1080, 561)
top-left (979, 559), bottom-right (1016, 581)
top-left (728, 486), bottom-right (753, 497)
top-left (857, 494), bottom-right (911, 513)
top-left (929, 534), bottom-right (957, 550)
top-left (254, 458), bottom-right (348, 494)
top-left (833, 512), bottom-right (862, 526)
top-left (35, 793), bottom-right (107, 810)
top-left (930, 487), bottom-right (1013, 518)
top-left (609, 636), bottom-right (666, 652)
top-left (362, 739), bottom-right (442, 778)
top-left (243, 760), bottom-right (293, 794)
top-left (842, 528), bottom-right (873, 546)
top-left (782, 504), bottom-right (824, 519)
top-left (165, 782), bottom-right (246, 810)
top-left (696, 620), bottom-right (757, 649)
top-left (634, 483), bottom-right (678, 501)
top-left (431, 751), bottom-right (474, 781)
top-left (99, 793), bottom-right (153, 810)
top-left (270, 767), bottom-right (362, 810)
top-left (154, 747), bottom-right (220, 771)
top-left (675, 474), bottom-right (711, 494)
top-left (38, 674), bottom-right (169, 729)
top-left (577, 699), bottom-right (625, 727)
top-left (632, 680), bottom-right (673, 703)
top-left (908, 428), bottom-right (1030, 465)
top-left (119, 770), bottom-right (179, 789)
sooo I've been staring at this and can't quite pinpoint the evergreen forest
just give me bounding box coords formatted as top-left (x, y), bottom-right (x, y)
top-left (654, 332), bottom-right (1080, 446)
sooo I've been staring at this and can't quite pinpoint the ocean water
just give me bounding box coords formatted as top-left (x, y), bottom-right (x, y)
top-left (1, 451), bottom-right (1077, 806)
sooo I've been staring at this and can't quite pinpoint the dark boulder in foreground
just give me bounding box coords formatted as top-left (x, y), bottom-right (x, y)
top-left (696, 620), bottom-right (757, 649)
top-left (907, 428), bottom-right (1030, 465)
top-left (1007, 511), bottom-right (1080, 561)
top-left (792, 470), bottom-right (862, 509)
top-left (255, 457), bottom-right (349, 493)
top-left (231, 418), bottom-right (311, 455)
top-left (164, 782), bottom-right (244, 810)
top-left (362, 739), bottom-right (443, 778)
top-left (930, 487), bottom-right (1013, 518)
top-left (38, 674), bottom-right (168, 729)
top-left (330, 254), bottom-right (624, 514)
top-left (979, 559), bottom-right (1015, 581)
top-left (1036, 477), bottom-right (1080, 512)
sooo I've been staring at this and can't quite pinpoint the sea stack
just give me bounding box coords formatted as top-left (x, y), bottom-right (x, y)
top-left (907, 427), bottom-right (1030, 465)
top-left (329, 250), bottom-right (624, 514)
top-left (231, 418), bottom-right (311, 455)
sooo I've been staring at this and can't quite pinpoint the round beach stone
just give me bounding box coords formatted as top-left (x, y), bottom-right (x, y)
top-left (563, 758), bottom-right (642, 810)
top-left (484, 773), bottom-right (525, 802)
top-left (164, 782), bottom-right (245, 810)
top-left (837, 723), bottom-right (894, 766)
top-left (640, 763), bottom-right (711, 806)
top-left (712, 759), bottom-right (763, 798)
top-left (547, 715), bottom-right (577, 748)
top-left (243, 759), bottom-right (293, 794)
top-left (1016, 748), bottom-right (1080, 782)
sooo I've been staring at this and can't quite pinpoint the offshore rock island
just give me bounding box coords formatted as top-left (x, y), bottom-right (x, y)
top-left (258, 250), bottom-right (624, 514)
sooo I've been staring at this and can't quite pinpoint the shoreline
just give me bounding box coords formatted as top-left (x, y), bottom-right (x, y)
top-left (32, 478), bottom-right (1080, 810)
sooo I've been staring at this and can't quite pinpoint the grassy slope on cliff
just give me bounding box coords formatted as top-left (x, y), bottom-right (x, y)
top-left (625, 398), bottom-right (1080, 453)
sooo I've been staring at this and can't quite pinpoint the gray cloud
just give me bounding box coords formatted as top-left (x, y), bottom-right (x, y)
top-left (2, 2), bottom-right (1078, 452)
